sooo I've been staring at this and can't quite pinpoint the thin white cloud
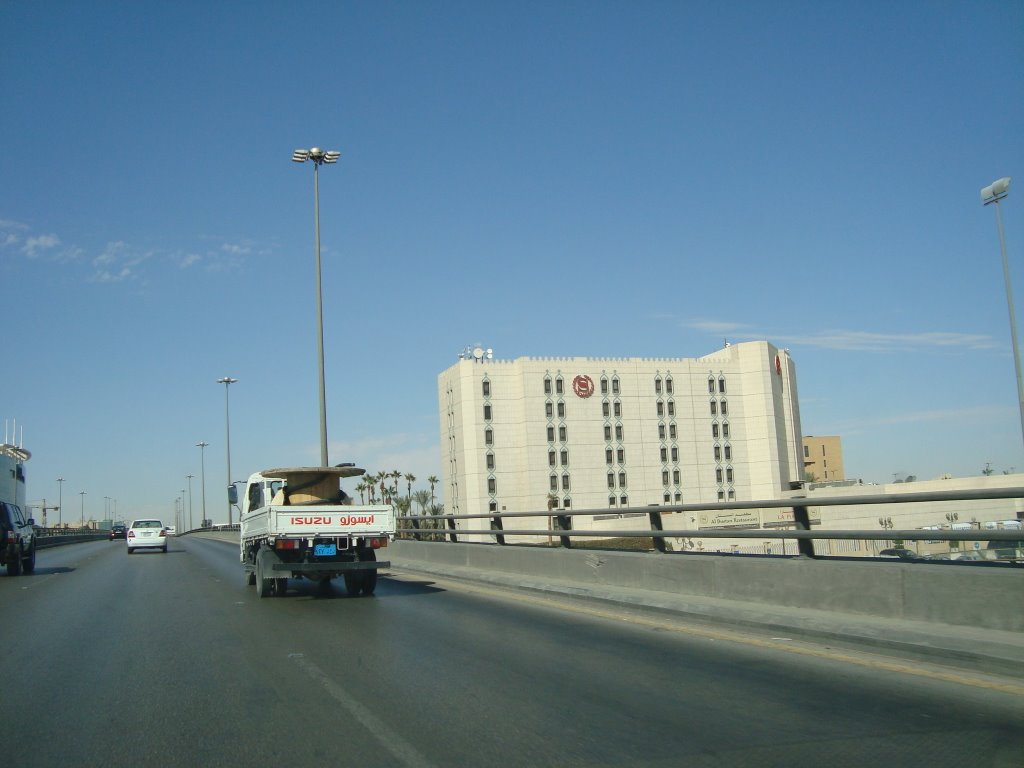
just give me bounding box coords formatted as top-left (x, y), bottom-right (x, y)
top-left (22, 234), bottom-right (61, 257)
top-left (179, 253), bottom-right (201, 269)
top-left (689, 320), bottom-right (749, 334)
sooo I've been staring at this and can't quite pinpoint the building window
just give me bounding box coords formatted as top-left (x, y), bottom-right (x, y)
top-left (616, 447), bottom-right (624, 463)
top-left (560, 449), bottom-right (568, 466)
top-left (555, 377), bottom-right (564, 395)
top-left (669, 424), bottom-right (676, 439)
top-left (658, 424), bottom-right (666, 439)
top-left (674, 492), bottom-right (682, 502)
top-left (718, 491), bottom-right (725, 501)
top-left (489, 501), bottom-right (497, 512)
top-left (620, 495), bottom-right (628, 506)
top-left (562, 475), bottom-right (570, 491)
top-left (487, 478), bottom-right (497, 494)
top-left (662, 470), bottom-right (669, 486)
top-left (673, 469), bottom-right (680, 485)
top-left (660, 447), bottom-right (668, 462)
top-left (602, 402), bottom-right (610, 417)
top-left (609, 495), bottom-right (616, 506)
top-left (708, 378), bottom-right (716, 393)
top-left (710, 401), bottom-right (717, 416)
top-left (612, 378), bottom-right (620, 394)
top-left (563, 498), bottom-right (571, 508)
top-left (671, 447), bottom-right (678, 462)
top-left (657, 401), bottom-right (664, 417)
top-left (483, 404), bottom-right (492, 420)
top-left (606, 448), bottom-right (613, 465)
top-left (720, 400), bottom-right (728, 416)
top-left (545, 402), bottom-right (553, 417)
top-left (544, 377), bottom-right (551, 395)
top-left (804, 445), bottom-right (810, 458)
top-left (615, 425), bottom-right (623, 441)
top-left (486, 453), bottom-right (495, 470)
top-left (485, 428), bottom-right (493, 446)
top-left (655, 378), bottom-right (662, 394)
top-left (722, 423), bottom-right (730, 439)
top-left (482, 380), bottom-right (490, 397)
top-left (728, 490), bottom-right (735, 500)
top-left (667, 401), bottom-right (675, 416)
top-left (712, 424), bottom-right (720, 439)
top-left (613, 401), bottom-right (621, 417)
top-left (550, 475), bottom-right (558, 491)
top-left (714, 446), bottom-right (721, 461)
top-left (557, 402), bottom-right (565, 418)
top-left (601, 377), bottom-right (608, 394)
top-left (604, 425), bottom-right (611, 441)
top-left (718, 377), bottom-right (727, 394)
top-left (619, 471), bottom-right (627, 487)
top-left (716, 468), bottom-right (723, 483)
top-left (559, 426), bottom-right (567, 442)
top-left (666, 378), bottom-right (673, 394)
top-left (726, 468), bottom-right (734, 483)
top-left (549, 450), bottom-right (556, 467)
top-left (547, 426), bottom-right (554, 442)
top-left (724, 446), bottom-right (732, 461)
top-left (608, 472), bottom-right (615, 489)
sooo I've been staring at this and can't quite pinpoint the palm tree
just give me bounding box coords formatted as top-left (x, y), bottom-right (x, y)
top-left (427, 475), bottom-right (439, 507)
top-left (393, 496), bottom-right (411, 532)
top-left (355, 480), bottom-right (367, 505)
top-left (412, 489), bottom-right (431, 517)
top-left (404, 472), bottom-right (416, 499)
top-left (390, 470), bottom-right (402, 501)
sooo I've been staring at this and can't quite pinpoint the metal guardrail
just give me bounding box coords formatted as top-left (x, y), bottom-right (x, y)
top-left (396, 486), bottom-right (1024, 560)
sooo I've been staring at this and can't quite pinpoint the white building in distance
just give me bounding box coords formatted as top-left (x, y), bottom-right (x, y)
top-left (437, 341), bottom-right (803, 540)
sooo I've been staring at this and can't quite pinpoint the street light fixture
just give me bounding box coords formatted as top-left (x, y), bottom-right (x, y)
top-left (981, 176), bottom-right (1023, 448)
top-left (79, 490), bottom-right (86, 528)
top-left (217, 377), bottom-right (238, 525)
top-left (197, 441), bottom-right (209, 527)
top-left (292, 146), bottom-right (340, 467)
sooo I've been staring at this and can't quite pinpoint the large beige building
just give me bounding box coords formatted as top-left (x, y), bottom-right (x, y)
top-left (802, 435), bottom-right (845, 482)
top-left (438, 341), bottom-right (803, 537)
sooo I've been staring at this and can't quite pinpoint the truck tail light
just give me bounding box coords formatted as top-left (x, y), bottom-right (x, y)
top-left (275, 539), bottom-right (298, 550)
top-left (370, 537), bottom-right (388, 549)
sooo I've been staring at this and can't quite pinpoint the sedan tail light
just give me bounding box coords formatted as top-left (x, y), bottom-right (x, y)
top-left (128, 531), bottom-right (135, 539)
top-left (159, 529), bottom-right (167, 538)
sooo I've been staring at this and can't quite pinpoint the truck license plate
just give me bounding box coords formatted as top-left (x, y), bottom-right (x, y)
top-left (314, 543), bottom-right (336, 557)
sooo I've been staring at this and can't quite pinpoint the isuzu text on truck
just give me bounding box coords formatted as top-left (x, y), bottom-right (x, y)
top-left (236, 465), bottom-right (395, 598)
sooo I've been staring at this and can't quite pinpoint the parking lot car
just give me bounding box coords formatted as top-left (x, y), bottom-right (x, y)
top-left (878, 547), bottom-right (919, 560)
top-left (109, 523), bottom-right (127, 540)
top-left (0, 501), bottom-right (37, 575)
top-left (127, 519), bottom-right (168, 554)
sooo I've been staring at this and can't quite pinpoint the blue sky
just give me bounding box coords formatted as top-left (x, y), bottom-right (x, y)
top-left (2, 1), bottom-right (1022, 524)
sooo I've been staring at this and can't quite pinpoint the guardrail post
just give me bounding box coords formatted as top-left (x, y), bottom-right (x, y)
top-left (792, 500), bottom-right (815, 558)
top-left (556, 514), bottom-right (572, 548)
top-left (490, 515), bottom-right (505, 546)
top-left (446, 516), bottom-right (459, 543)
top-left (648, 509), bottom-right (667, 553)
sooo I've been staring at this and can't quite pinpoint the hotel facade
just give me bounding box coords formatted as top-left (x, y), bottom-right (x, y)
top-left (437, 341), bottom-right (804, 538)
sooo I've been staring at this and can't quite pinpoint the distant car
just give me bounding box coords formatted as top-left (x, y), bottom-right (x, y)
top-left (127, 519), bottom-right (168, 554)
top-left (165, 525), bottom-right (176, 536)
top-left (878, 548), bottom-right (918, 560)
top-left (0, 502), bottom-right (37, 575)
top-left (109, 523), bottom-right (127, 540)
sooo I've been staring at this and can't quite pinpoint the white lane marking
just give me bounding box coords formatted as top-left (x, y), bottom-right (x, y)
top-left (289, 654), bottom-right (437, 768)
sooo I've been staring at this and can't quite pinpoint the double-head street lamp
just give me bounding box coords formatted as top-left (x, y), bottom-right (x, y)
top-left (216, 377), bottom-right (238, 525)
top-left (980, 177), bottom-right (1023, 448)
top-left (292, 147), bottom-right (340, 467)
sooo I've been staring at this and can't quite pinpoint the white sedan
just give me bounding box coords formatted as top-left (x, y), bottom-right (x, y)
top-left (127, 519), bottom-right (168, 554)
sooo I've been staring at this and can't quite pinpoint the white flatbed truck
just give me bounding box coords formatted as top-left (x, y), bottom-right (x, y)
top-left (238, 465), bottom-right (395, 598)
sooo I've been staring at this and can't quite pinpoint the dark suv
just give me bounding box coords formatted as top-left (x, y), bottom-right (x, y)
top-left (109, 523), bottom-right (127, 540)
top-left (0, 502), bottom-right (37, 576)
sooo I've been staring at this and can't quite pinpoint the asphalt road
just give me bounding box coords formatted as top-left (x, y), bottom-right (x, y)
top-left (1, 536), bottom-right (1021, 768)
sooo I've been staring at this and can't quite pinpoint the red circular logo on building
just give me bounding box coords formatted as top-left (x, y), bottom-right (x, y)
top-left (572, 374), bottom-right (595, 398)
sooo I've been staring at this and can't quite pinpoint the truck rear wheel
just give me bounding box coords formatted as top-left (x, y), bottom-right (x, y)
top-left (358, 548), bottom-right (377, 596)
top-left (343, 571), bottom-right (362, 596)
top-left (255, 555), bottom-right (273, 599)
top-left (275, 577), bottom-right (288, 596)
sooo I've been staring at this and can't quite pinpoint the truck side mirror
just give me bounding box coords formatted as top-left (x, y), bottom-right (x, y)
top-left (228, 485), bottom-right (238, 505)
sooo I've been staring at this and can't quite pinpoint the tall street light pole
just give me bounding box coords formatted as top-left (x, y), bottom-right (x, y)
top-left (981, 177), bottom-right (1023, 448)
top-left (217, 377), bottom-right (238, 525)
top-left (292, 146), bottom-right (340, 467)
top-left (79, 491), bottom-right (86, 528)
top-left (186, 474), bottom-right (194, 532)
top-left (56, 477), bottom-right (64, 527)
top-left (197, 441), bottom-right (209, 527)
